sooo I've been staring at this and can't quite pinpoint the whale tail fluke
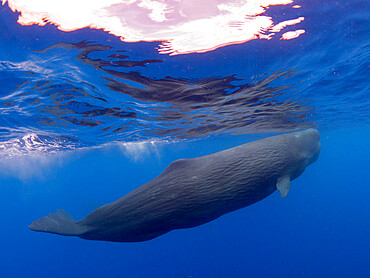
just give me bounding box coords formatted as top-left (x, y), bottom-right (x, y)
top-left (29, 209), bottom-right (87, 236)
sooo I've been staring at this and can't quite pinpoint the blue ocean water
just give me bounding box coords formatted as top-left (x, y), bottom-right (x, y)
top-left (0, 1), bottom-right (369, 277)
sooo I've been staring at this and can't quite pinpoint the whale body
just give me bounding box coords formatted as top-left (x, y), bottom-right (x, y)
top-left (29, 129), bottom-right (321, 242)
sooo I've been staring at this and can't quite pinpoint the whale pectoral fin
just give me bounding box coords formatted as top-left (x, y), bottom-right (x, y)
top-left (276, 176), bottom-right (290, 198)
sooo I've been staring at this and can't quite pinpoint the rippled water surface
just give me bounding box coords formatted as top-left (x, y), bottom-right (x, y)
top-left (0, 1), bottom-right (369, 277)
top-left (1, 0), bottom-right (368, 155)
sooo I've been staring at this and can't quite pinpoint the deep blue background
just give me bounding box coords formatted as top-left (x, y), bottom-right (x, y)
top-left (0, 126), bottom-right (369, 277)
top-left (0, 0), bottom-right (369, 277)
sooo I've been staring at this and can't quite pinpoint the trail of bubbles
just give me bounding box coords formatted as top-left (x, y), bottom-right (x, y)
top-left (0, 133), bottom-right (80, 157)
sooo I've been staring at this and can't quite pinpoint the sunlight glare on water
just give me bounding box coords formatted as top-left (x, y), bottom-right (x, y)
top-left (3, 0), bottom-right (305, 55)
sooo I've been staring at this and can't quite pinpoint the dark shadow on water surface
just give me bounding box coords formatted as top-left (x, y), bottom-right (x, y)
top-left (0, 40), bottom-right (315, 156)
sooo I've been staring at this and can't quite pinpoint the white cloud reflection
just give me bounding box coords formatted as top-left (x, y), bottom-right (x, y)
top-left (3, 0), bottom-right (305, 55)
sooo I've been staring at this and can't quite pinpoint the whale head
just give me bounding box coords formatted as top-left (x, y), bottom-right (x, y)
top-left (287, 128), bottom-right (321, 182)
top-left (295, 128), bottom-right (321, 166)
top-left (276, 128), bottom-right (321, 198)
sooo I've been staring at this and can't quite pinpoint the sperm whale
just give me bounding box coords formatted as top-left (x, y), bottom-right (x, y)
top-left (29, 129), bottom-right (321, 242)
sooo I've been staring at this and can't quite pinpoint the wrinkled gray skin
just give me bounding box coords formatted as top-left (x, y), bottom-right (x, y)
top-left (29, 129), bottom-right (320, 242)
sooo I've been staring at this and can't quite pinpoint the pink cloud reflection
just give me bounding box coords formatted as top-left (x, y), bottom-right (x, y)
top-left (281, 29), bottom-right (305, 40)
top-left (2, 0), bottom-right (306, 55)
